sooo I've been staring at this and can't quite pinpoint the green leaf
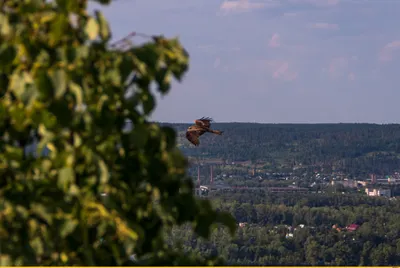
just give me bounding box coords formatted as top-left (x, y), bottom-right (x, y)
top-left (21, 83), bottom-right (37, 106)
top-left (40, 110), bottom-right (58, 129)
top-left (104, 69), bottom-right (121, 86)
top-left (19, 0), bottom-right (42, 13)
top-left (142, 93), bottom-right (155, 115)
top-left (8, 71), bottom-right (34, 101)
top-left (0, 74), bottom-right (8, 98)
top-left (96, 222), bottom-right (108, 237)
top-left (96, 95), bottom-right (108, 113)
top-left (193, 200), bottom-right (217, 239)
top-left (8, 71), bottom-right (25, 98)
top-left (119, 57), bottom-right (135, 83)
top-left (0, 44), bottom-right (16, 68)
top-left (30, 237), bottom-right (44, 255)
top-left (4, 145), bottom-right (23, 161)
top-left (58, 167), bottom-right (75, 191)
top-left (0, 14), bottom-right (11, 36)
top-left (85, 17), bottom-right (99, 41)
top-left (92, 0), bottom-right (112, 4)
top-left (41, 159), bottom-right (53, 172)
top-left (30, 204), bottom-right (52, 224)
top-left (67, 45), bottom-right (90, 62)
top-left (69, 81), bottom-right (84, 108)
top-left (161, 126), bottom-right (176, 150)
top-left (50, 68), bottom-right (67, 99)
top-left (37, 130), bottom-right (54, 157)
top-left (76, 45), bottom-right (90, 59)
top-left (131, 124), bottom-right (149, 148)
top-left (56, 0), bottom-right (79, 12)
top-left (50, 14), bottom-right (69, 45)
top-left (60, 219), bottom-right (78, 238)
top-left (155, 67), bottom-right (171, 94)
top-left (39, 11), bottom-right (57, 24)
top-left (35, 69), bottom-right (54, 101)
top-left (0, 102), bottom-right (6, 125)
top-left (8, 105), bottom-right (26, 132)
top-left (98, 159), bottom-right (109, 184)
top-left (95, 11), bottom-right (111, 41)
top-left (194, 217), bottom-right (213, 239)
top-left (73, 133), bottom-right (82, 147)
top-left (48, 99), bottom-right (73, 125)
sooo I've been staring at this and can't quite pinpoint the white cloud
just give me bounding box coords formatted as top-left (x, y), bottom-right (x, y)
top-left (219, 0), bottom-right (278, 14)
top-left (289, 0), bottom-right (339, 7)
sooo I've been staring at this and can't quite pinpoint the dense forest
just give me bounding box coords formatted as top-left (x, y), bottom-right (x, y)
top-left (168, 191), bottom-right (400, 266)
top-left (158, 123), bottom-right (400, 265)
top-left (160, 123), bottom-right (400, 176)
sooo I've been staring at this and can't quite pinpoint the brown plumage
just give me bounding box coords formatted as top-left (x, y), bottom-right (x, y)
top-left (185, 117), bottom-right (224, 146)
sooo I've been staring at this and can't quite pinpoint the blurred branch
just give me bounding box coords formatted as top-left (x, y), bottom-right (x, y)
top-left (110, 31), bottom-right (158, 50)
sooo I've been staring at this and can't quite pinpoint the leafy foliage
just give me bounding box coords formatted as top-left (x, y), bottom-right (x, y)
top-left (0, 0), bottom-right (235, 265)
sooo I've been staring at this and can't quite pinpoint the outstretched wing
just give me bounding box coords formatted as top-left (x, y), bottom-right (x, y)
top-left (195, 117), bottom-right (213, 128)
top-left (185, 125), bottom-right (207, 146)
top-left (186, 130), bottom-right (201, 146)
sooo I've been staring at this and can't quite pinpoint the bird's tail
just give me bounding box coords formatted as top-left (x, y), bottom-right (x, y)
top-left (210, 129), bottom-right (223, 135)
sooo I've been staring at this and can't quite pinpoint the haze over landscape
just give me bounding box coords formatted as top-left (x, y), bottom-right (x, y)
top-left (91, 0), bottom-right (400, 123)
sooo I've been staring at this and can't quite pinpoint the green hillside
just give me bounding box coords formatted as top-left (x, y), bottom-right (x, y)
top-left (160, 123), bottom-right (400, 176)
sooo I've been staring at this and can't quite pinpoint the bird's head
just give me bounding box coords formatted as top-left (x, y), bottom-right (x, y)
top-left (188, 126), bottom-right (192, 129)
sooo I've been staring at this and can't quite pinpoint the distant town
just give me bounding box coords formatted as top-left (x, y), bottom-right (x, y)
top-left (191, 159), bottom-right (399, 198)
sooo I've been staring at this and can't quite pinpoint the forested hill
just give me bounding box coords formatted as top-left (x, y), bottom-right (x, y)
top-left (159, 123), bottom-right (400, 175)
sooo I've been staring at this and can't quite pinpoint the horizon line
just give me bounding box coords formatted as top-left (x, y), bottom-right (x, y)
top-left (155, 121), bottom-right (400, 125)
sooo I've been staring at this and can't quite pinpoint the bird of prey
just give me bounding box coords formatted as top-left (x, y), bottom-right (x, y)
top-left (185, 117), bottom-right (223, 146)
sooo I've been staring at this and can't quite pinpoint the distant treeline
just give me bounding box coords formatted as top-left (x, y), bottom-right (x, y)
top-left (160, 123), bottom-right (400, 176)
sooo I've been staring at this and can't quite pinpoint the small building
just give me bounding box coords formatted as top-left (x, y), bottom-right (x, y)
top-left (357, 180), bottom-right (368, 187)
top-left (346, 224), bottom-right (360, 232)
top-left (285, 233), bottom-right (294, 239)
top-left (239, 222), bottom-right (247, 228)
top-left (332, 224), bottom-right (342, 232)
top-left (331, 179), bottom-right (358, 188)
top-left (365, 188), bottom-right (391, 197)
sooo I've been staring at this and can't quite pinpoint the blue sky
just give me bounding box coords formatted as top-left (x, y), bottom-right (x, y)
top-left (90, 0), bottom-right (400, 123)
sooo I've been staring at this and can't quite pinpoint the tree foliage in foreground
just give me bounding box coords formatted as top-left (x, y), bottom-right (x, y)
top-left (0, 0), bottom-right (235, 265)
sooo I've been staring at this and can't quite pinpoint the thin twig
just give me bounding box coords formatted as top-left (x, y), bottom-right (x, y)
top-left (110, 31), bottom-right (157, 49)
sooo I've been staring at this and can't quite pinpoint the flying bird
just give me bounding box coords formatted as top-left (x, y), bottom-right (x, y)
top-left (185, 117), bottom-right (224, 146)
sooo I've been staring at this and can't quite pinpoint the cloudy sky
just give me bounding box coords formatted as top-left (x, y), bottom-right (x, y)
top-left (90, 0), bottom-right (400, 123)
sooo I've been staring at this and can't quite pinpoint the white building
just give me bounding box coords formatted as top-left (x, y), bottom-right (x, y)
top-left (365, 188), bottom-right (391, 197)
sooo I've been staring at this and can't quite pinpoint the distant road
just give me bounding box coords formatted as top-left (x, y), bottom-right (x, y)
top-left (199, 185), bottom-right (309, 193)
